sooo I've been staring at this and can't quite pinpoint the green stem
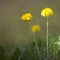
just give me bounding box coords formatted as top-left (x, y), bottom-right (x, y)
top-left (33, 35), bottom-right (41, 60)
top-left (46, 18), bottom-right (49, 59)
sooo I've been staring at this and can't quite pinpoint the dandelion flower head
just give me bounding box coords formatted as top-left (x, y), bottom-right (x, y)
top-left (21, 13), bottom-right (32, 21)
top-left (32, 25), bottom-right (41, 33)
top-left (41, 8), bottom-right (54, 17)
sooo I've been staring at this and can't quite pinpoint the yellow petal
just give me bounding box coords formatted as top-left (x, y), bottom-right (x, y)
top-left (32, 25), bottom-right (41, 33)
top-left (21, 13), bottom-right (32, 21)
top-left (41, 8), bottom-right (54, 17)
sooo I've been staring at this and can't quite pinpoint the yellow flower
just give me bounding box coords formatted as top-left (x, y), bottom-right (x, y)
top-left (32, 25), bottom-right (41, 33)
top-left (41, 8), bottom-right (54, 17)
top-left (21, 13), bottom-right (32, 21)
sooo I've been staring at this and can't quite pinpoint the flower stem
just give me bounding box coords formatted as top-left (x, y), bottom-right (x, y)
top-left (33, 36), bottom-right (41, 60)
top-left (46, 17), bottom-right (49, 59)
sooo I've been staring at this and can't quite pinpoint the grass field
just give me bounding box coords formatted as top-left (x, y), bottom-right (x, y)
top-left (0, 33), bottom-right (60, 60)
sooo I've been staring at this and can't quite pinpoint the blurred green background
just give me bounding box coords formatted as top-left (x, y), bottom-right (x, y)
top-left (0, 0), bottom-right (60, 48)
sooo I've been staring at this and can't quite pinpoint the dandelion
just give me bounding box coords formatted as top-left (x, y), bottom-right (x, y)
top-left (32, 25), bottom-right (41, 59)
top-left (32, 25), bottom-right (41, 33)
top-left (21, 13), bottom-right (32, 22)
top-left (41, 8), bottom-right (54, 17)
top-left (41, 7), bottom-right (54, 58)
